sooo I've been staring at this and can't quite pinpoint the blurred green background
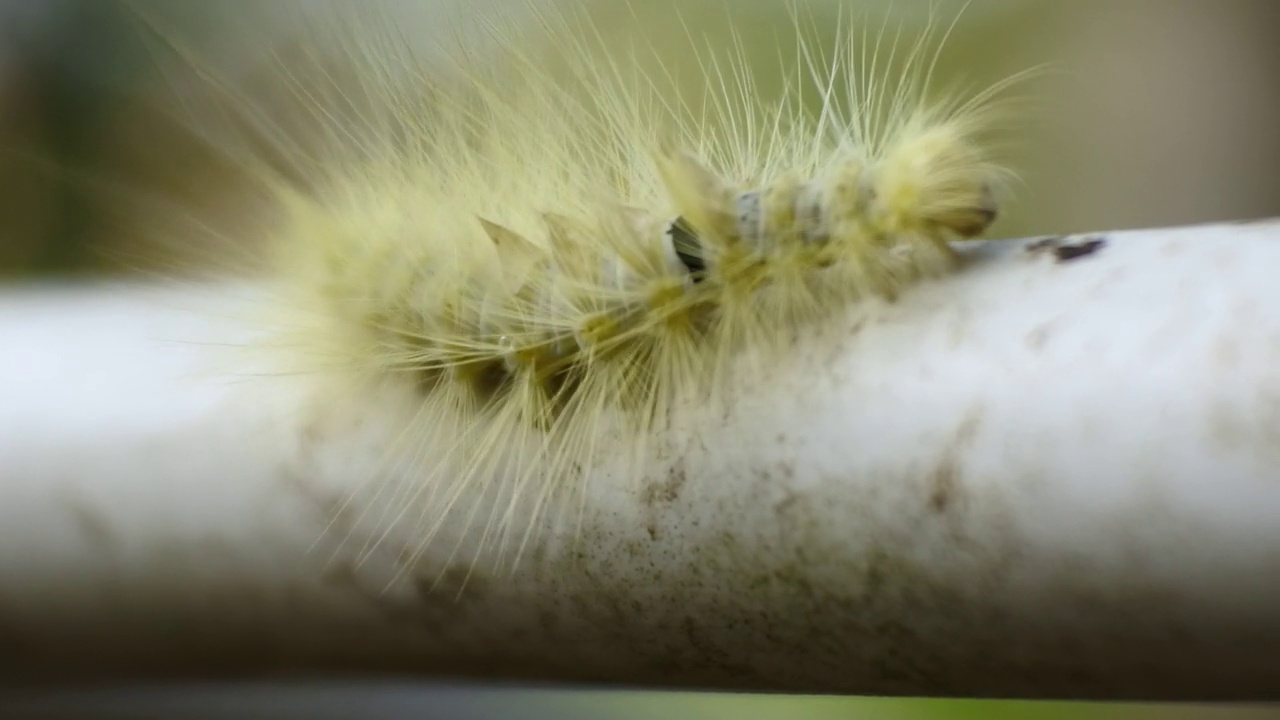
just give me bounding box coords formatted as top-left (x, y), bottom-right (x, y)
top-left (2, 0), bottom-right (1278, 276)
top-left (5, 683), bottom-right (1278, 719)
top-left (0, 0), bottom-right (1277, 717)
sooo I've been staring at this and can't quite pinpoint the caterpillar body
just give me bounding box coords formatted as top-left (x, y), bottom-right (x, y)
top-left (180, 1), bottom-right (1027, 583)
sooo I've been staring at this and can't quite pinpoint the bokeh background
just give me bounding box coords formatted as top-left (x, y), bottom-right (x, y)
top-left (1, 0), bottom-right (1278, 717)
top-left (2, 0), bottom-right (1279, 277)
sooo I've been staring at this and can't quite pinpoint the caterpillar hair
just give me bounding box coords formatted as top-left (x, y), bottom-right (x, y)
top-left (140, 0), bottom-right (1032, 590)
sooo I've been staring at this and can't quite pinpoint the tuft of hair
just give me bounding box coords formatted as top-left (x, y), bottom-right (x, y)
top-left (141, 0), bottom-right (1033, 589)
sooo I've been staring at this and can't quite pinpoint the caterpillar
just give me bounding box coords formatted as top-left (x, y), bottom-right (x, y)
top-left (151, 0), bottom-right (1029, 587)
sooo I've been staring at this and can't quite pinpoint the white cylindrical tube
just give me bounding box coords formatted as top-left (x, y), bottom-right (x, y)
top-left (2, 220), bottom-right (1279, 699)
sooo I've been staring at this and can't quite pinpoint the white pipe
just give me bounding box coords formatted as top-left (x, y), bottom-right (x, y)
top-left (2, 220), bottom-right (1279, 699)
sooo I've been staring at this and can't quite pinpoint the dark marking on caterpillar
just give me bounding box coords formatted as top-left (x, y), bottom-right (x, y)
top-left (667, 216), bottom-right (707, 282)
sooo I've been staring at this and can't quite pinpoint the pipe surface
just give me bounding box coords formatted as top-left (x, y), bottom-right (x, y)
top-left (2, 220), bottom-right (1279, 699)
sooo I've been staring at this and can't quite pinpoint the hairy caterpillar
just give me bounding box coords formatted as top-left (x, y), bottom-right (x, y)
top-left (148, 0), bottom-right (1029, 586)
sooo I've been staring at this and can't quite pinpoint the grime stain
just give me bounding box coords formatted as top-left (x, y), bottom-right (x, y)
top-left (928, 408), bottom-right (984, 514)
top-left (1024, 235), bottom-right (1107, 263)
top-left (63, 496), bottom-right (118, 550)
top-left (1053, 236), bottom-right (1107, 263)
top-left (643, 460), bottom-right (688, 506)
top-left (929, 460), bottom-right (960, 513)
top-left (1025, 320), bottom-right (1054, 352)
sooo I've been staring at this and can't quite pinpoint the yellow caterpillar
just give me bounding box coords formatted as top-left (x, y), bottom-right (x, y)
top-left (148, 0), bottom-right (1029, 584)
